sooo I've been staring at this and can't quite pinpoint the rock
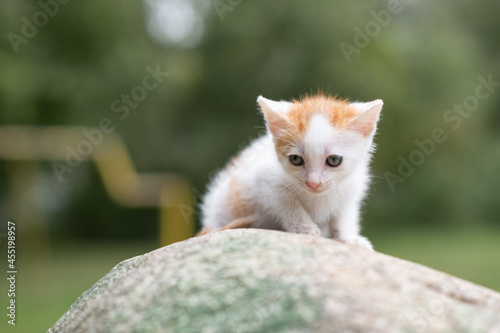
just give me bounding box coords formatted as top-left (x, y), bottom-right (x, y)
top-left (48, 229), bottom-right (500, 333)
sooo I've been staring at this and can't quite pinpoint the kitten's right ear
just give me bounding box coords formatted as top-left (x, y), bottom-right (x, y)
top-left (349, 99), bottom-right (383, 137)
top-left (257, 96), bottom-right (291, 136)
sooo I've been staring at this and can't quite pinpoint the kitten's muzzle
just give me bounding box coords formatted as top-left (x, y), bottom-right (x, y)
top-left (306, 180), bottom-right (321, 189)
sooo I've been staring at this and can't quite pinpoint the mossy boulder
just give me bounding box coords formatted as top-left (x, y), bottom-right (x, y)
top-left (48, 229), bottom-right (500, 332)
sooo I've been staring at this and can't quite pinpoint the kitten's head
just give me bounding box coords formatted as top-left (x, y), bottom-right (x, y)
top-left (258, 94), bottom-right (383, 194)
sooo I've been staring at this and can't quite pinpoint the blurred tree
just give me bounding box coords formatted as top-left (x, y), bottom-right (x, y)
top-left (0, 0), bottom-right (499, 239)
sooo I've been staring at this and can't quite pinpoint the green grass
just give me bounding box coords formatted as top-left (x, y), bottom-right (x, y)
top-left (368, 226), bottom-right (500, 292)
top-left (1, 240), bottom-right (158, 333)
top-left (1, 228), bottom-right (499, 333)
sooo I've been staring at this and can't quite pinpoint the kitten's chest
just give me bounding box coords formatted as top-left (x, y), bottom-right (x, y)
top-left (300, 194), bottom-right (337, 223)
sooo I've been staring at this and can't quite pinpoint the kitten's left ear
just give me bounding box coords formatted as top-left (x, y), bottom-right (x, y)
top-left (257, 96), bottom-right (292, 136)
top-left (349, 99), bottom-right (383, 137)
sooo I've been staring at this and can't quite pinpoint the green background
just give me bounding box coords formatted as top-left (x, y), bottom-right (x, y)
top-left (0, 1), bottom-right (499, 331)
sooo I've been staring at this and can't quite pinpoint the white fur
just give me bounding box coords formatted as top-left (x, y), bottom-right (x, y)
top-left (200, 96), bottom-right (383, 251)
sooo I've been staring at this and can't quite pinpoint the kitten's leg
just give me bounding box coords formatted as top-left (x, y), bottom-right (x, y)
top-left (198, 207), bottom-right (321, 237)
top-left (330, 202), bottom-right (373, 251)
top-left (280, 206), bottom-right (321, 236)
top-left (196, 216), bottom-right (254, 236)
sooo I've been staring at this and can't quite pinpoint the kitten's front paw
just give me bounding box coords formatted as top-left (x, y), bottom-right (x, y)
top-left (339, 235), bottom-right (374, 251)
top-left (288, 224), bottom-right (321, 237)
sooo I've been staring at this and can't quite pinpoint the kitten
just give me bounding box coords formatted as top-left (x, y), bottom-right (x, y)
top-left (198, 93), bottom-right (383, 250)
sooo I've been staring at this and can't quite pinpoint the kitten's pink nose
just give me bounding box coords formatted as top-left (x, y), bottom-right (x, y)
top-left (306, 172), bottom-right (321, 189)
top-left (306, 180), bottom-right (320, 189)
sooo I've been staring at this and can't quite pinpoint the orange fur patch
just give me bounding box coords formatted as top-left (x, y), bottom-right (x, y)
top-left (227, 172), bottom-right (254, 219)
top-left (196, 163), bottom-right (255, 237)
top-left (196, 216), bottom-right (254, 236)
top-left (274, 94), bottom-right (358, 156)
top-left (290, 94), bottom-right (357, 131)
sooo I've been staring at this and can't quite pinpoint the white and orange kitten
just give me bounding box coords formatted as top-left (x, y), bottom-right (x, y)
top-left (199, 94), bottom-right (383, 250)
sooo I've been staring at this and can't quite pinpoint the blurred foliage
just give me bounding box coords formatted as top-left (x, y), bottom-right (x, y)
top-left (0, 0), bottom-right (500, 240)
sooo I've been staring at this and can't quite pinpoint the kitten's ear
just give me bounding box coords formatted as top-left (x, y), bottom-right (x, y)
top-left (349, 99), bottom-right (383, 137)
top-left (257, 96), bottom-right (291, 136)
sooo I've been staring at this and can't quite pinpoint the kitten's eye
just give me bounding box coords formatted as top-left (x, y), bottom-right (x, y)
top-left (289, 155), bottom-right (304, 166)
top-left (326, 155), bottom-right (342, 167)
